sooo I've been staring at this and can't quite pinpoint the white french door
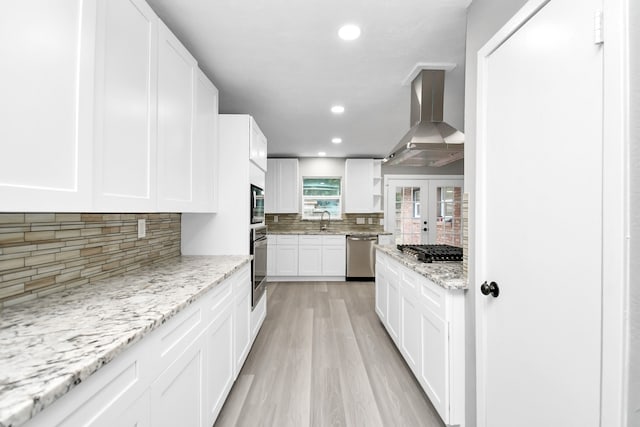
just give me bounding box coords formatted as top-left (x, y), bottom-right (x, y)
top-left (475, 1), bottom-right (603, 426)
top-left (385, 177), bottom-right (463, 245)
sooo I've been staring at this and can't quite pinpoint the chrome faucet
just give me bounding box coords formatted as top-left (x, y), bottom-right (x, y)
top-left (320, 210), bottom-right (331, 231)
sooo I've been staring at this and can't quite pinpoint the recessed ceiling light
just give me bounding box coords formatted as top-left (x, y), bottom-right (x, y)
top-left (338, 24), bottom-right (361, 41)
top-left (331, 138), bottom-right (342, 144)
top-left (318, 152), bottom-right (326, 157)
top-left (331, 105), bottom-right (345, 114)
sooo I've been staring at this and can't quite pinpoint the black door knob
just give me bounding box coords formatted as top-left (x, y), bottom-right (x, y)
top-left (423, 221), bottom-right (428, 225)
top-left (480, 281), bottom-right (500, 297)
top-left (423, 228), bottom-right (428, 231)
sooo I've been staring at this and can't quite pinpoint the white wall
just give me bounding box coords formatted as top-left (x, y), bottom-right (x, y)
top-left (628, 0), bottom-right (640, 423)
top-left (463, 1), bottom-right (528, 426)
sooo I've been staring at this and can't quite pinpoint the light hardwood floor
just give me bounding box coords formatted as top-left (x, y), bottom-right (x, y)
top-left (214, 282), bottom-right (445, 427)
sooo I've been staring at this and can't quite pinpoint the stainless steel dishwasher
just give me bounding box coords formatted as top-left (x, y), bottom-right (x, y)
top-left (346, 235), bottom-right (377, 280)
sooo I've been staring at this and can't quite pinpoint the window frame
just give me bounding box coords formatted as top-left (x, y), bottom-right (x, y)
top-left (301, 176), bottom-right (343, 220)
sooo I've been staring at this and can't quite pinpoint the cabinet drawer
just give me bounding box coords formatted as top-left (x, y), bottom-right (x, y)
top-left (276, 235), bottom-right (298, 245)
top-left (298, 235), bottom-right (322, 245)
top-left (322, 235), bottom-right (346, 246)
top-left (153, 302), bottom-right (204, 369)
top-left (419, 276), bottom-right (447, 320)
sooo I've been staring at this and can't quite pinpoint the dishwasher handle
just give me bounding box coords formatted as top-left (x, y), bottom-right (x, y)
top-left (347, 236), bottom-right (378, 241)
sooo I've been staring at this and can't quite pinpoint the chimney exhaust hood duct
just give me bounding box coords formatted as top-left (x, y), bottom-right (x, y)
top-left (384, 69), bottom-right (464, 167)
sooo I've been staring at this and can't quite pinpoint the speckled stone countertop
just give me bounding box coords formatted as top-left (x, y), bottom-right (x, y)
top-left (0, 255), bottom-right (250, 427)
top-left (268, 230), bottom-right (392, 235)
top-left (376, 245), bottom-right (467, 290)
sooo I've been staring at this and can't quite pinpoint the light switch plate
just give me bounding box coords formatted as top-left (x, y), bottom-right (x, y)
top-left (137, 219), bottom-right (146, 238)
top-left (379, 219), bottom-right (384, 226)
top-left (356, 217), bottom-right (365, 225)
top-left (368, 218), bottom-right (373, 224)
top-left (274, 215), bottom-right (278, 223)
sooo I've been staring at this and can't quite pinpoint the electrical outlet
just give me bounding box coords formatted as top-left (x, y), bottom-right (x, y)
top-left (137, 219), bottom-right (146, 238)
top-left (368, 218), bottom-right (373, 225)
top-left (274, 215), bottom-right (278, 223)
top-left (379, 218), bottom-right (384, 226)
top-left (356, 217), bottom-right (365, 225)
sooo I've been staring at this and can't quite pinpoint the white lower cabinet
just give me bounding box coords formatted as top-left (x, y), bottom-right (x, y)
top-left (150, 336), bottom-right (205, 427)
top-left (270, 234), bottom-right (346, 280)
top-left (234, 269), bottom-right (252, 375)
top-left (386, 262), bottom-right (401, 344)
top-left (275, 243), bottom-right (299, 276)
top-left (203, 282), bottom-right (234, 425)
top-left (374, 258), bottom-right (387, 321)
top-left (419, 305), bottom-right (449, 420)
top-left (374, 250), bottom-right (465, 427)
top-left (298, 245), bottom-right (322, 276)
top-left (23, 264), bottom-right (262, 427)
top-left (114, 391), bottom-right (151, 427)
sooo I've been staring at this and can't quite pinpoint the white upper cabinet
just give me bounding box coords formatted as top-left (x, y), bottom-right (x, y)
top-left (2, 0), bottom-right (217, 213)
top-left (250, 120), bottom-right (267, 172)
top-left (192, 69), bottom-right (219, 213)
top-left (265, 159), bottom-right (299, 214)
top-left (93, 0), bottom-right (158, 212)
top-left (157, 22), bottom-right (197, 212)
top-left (0, 1), bottom-right (95, 211)
top-left (345, 159), bottom-right (375, 213)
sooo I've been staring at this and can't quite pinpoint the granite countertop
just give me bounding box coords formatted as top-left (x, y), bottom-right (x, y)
top-left (268, 230), bottom-right (392, 235)
top-left (0, 255), bottom-right (251, 427)
top-left (375, 245), bottom-right (467, 290)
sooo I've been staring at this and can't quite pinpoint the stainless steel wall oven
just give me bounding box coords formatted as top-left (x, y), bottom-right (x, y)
top-left (250, 226), bottom-right (267, 308)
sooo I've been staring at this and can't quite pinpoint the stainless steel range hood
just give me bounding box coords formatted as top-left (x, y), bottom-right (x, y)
top-left (384, 69), bottom-right (464, 167)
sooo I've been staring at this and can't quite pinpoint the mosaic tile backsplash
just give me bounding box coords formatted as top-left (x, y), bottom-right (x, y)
top-left (0, 213), bottom-right (181, 308)
top-left (265, 213), bottom-right (384, 234)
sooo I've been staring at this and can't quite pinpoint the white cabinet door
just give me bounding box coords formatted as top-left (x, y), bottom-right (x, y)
top-left (234, 281), bottom-right (251, 375)
top-left (322, 245), bottom-right (346, 276)
top-left (345, 159), bottom-right (374, 213)
top-left (265, 159), bottom-right (299, 213)
top-left (276, 159), bottom-right (299, 213)
top-left (0, 2), bottom-right (94, 211)
top-left (150, 337), bottom-right (205, 427)
top-left (249, 119), bottom-right (267, 172)
top-left (93, 0), bottom-right (158, 212)
top-left (103, 390), bottom-right (150, 427)
top-left (386, 262), bottom-right (400, 343)
top-left (375, 255), bottom-right (387, 321)
top-left (298, 245), bottom-right (322, 276)
top-left (265, 159), bottom-right (278, 213)
top-left (400, 286), bottom-right (421, 374)
top-left (204, 302), bottom-right (234, 426)
top-left (157, 21), bottom-right (197, 212)
top-left (250, 290), bottom-right (267, 340)
top-left (267, 238), bottom-right (276, 277)
top-left (419, 305), bottom-right (449, 424)
top-left (192, 68), bottom-right (218, 213)
top-left (275, 245), bottom-right (298, 276)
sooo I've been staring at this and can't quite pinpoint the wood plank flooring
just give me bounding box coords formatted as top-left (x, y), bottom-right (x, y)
top-left (214, 282), bottom-right (445, 427)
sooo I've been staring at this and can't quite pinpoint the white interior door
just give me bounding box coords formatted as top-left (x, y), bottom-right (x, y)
top-left (475, 1), bottom-right (603, 426)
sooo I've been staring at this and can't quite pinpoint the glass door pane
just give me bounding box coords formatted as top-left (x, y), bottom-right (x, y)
top-left (387, 180), bottom-right (429, 245)
top-left (430, 182), bottom-right (463, 247)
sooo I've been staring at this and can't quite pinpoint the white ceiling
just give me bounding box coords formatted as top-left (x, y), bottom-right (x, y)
top-left (146, 0), bottom-right (471, 158)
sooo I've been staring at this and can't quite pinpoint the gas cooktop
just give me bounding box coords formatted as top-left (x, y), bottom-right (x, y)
top-left (396, 244), bottom-right (463, 263)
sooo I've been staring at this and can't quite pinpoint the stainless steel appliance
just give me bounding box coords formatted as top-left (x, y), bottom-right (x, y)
top-left (250, 226), bottom-right (267, 308)
top-left (250, 184), bottom-right (265, 224)
top-left (346, 235), bottom-right (377, 280)
top-left (396, 244), bottom-right (462, 263)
